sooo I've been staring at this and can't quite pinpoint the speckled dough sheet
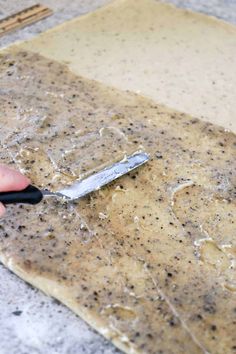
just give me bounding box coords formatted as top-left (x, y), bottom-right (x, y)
top-left (18, 0), bottom-right (236, 132)
top-left (0, 48), bottom-right (235, 354)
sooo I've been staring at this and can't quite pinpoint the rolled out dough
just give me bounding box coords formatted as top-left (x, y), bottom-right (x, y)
top-left (0, 48), bottom-right (235, 354)
top-left (17, 0), bottom-right (236, 132)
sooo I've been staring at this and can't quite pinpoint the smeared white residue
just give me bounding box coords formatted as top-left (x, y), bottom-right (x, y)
top-left (45, 91), bottom-right (64, 98)
top-left (102, 303), bottom-right (134, 311)
top-left (99, 212), bottom-right (108, 220)
top-left (99, 126), bottom-right (129, 142)
top-left (123, 286), bottom-right (144, 299)
top-left (169, 180), bottom-right (194, 206)
top-left (115, 186), bottom-right (128, 193)
top-left (194, 225), bottom-right (213, 247)
top-left (119, 334), bottom-right (130, 343)
top-left (133, 215), bottom-right (154, 232)
top-left (100, 327), bottom-right (112, 336)
top-left (51, 172), bottom-right (62, 182)
top-left (74, 129), bottom-right (82, 137)
top-left (119, 154), bottom-right (128, 163)
top-left (138, 144), bottom-right (144, 151)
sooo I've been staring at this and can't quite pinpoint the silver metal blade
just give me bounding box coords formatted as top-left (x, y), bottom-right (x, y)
top-left (58, 151), bottom-right (149, 200)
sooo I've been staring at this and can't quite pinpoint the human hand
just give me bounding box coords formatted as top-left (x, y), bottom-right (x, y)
top-left (0, 165), bottom-right (30, 216)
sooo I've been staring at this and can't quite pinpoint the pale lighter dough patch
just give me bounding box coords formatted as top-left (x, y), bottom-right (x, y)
top-left (16, 0), bottom-right (236, 132)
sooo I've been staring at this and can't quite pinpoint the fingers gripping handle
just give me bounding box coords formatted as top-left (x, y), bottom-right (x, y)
top-left (0, 185), bottom-right (43, 205)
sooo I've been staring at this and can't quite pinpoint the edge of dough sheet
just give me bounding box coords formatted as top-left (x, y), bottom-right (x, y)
top-left (2, 0), bottom-right (236, 132)
top-left (5, 0), bottom-right (236, 44)
top-left (0, 253), bottom-right (135, 354)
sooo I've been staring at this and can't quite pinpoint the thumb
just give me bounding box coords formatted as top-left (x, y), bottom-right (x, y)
top-left (0, 165), bottom-right (30, 192)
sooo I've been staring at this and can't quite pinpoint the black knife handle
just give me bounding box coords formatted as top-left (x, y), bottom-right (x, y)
top-left (0, 185), bottom-right (43, 205)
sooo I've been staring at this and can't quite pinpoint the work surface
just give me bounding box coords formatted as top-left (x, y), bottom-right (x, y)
top-left (0, 1), bottom-right (236, 354)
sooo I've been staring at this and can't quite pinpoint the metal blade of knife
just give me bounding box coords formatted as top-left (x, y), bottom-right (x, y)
top-left (50, 151), bottom-right (149, 200)
top-left (0, 151), bottom-right (149, 205)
